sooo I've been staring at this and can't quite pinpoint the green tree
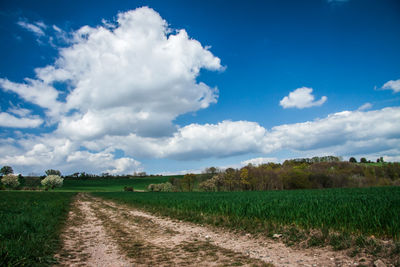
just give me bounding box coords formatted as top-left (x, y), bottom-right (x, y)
top-left (45, 169), bottom-right (61, 176)
top-left (0, 166), bottom-right (13, 175)
top-left (360, 157), bottom-right (367, 163)
top-left (182, 173), bottom-right (196, 192)
top-left (240, 168), bottom-right (250, 189)
top-left (349, 157), bottom-right (357, 163)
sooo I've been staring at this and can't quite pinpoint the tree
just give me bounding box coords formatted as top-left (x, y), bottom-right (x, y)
top-left (41, 175), bottom-right (63, 189)
top-left (240, 168), bottom-right (250, 189)
top-left (181, 173), bottom-right (196, 192)
top-left (1, 174), bottom-right (19, 189)
top-left (360, 157), bottom-right (367, 163)
top-left (0, 166), bottom-right (13, 175)
top-left (45, 169), bottom-right (61, 176)
top-left (349, 157), bottom-right (357, 163)
top-left (204, 167), bottom-right (219, 175)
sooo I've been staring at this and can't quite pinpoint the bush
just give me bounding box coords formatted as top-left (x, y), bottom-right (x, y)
top-left (147, 184), bottom-right (155, 191)
top-left (1, 174), bottom-right (20, 189)
top-left (41, 175), bottom-right (63, 189)
top-left (147, 182), bottom-right (173, 192)
top-left (199, 176), bottom-right (218, 191)
top-left (160, 182), bottom-right (173, 192)
top-left (124, 186), bottom-right (134, 192)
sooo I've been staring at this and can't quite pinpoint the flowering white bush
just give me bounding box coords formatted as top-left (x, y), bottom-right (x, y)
top-left (41, 175), bottom-right (64, 189)
top-left (1, 174), bottom-right (20, 189)
top-left (147, 182), bottom-right (173, 192)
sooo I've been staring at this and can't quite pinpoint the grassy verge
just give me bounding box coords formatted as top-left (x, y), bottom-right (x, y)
top-left (0, 192), bottom-right (75, 266)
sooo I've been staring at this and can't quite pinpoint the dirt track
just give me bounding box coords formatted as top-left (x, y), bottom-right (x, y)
top-left (55, 194), bottom-right (374, 266)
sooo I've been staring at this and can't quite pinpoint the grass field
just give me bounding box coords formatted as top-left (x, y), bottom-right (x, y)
top-left (54, 176), bottom-right (174, 192)
top-left (2, 177), bottom-right (399, 265)
top-left (94, 186), bottom-right (400, 240)
top-left (0, 192), bottom-right (75, 266)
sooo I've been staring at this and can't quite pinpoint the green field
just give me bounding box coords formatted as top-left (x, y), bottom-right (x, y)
top-left (1, 177), bottom-right (399, 265)
top-left (54, 176), bottom-right (173, 192)
top-left (94, 186), bottom-right (400, 240)
top-left (0, 192), bottom-right (75, 266)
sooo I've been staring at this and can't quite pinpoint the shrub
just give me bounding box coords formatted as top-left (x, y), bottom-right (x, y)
top-left (159, 182), bottom-right (173, 192)
top-left (124, 186), bottom-right (134, 192)
top-left (199, 176), bottom-right (218, 191)
top-left (1, 174), bottom-right (20, 189)
top-left (41, 175), bottom-right (63, 189)
top-left (147, 182), bottom-right (173, 192)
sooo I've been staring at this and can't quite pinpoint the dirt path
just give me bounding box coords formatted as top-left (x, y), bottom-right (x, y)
top-left (55, 194), bottom-right (375, 266)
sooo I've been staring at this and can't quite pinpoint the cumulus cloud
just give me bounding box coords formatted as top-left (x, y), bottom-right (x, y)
top-left (382, 79), bottom-right (400, 93)
top-left (0, 7), bottom-right (224, 174)
top-left (0, 112), bottom-right (43, 128)
top-left (0, 78), bottom-right (62, 118)
top-left (2, 7), bottom-right (223, 139)
top-left (265, 107), bottom-right (400, 154)
top-left (280, 87), bottom-right (327, 109)
top-left (0, 136), bottom-right (142, 174)
top-left (82, 107), bottom-right (400, 161)
top-left (1, 106), bottom-right (399, 174)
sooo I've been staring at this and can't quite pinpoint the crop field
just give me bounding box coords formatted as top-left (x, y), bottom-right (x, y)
top-left (94, 186), bottom-right (400, 240)
top-left (54, 176), bottom-right (173, 192)
top-left (0, 192), bottom-right (75, 266)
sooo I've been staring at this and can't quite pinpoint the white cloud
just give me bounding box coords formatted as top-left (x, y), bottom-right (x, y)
top-left (86, 107), bottom-right (400, 161)
top-left (52, 25), bottom-right (62, 32)
top-left (383, 155), bottom-right (400, 162)
top-left (0, 112), bottom-right (43, 128)
top-left (157, 120), bottom-right (267, 159)
top-left (0, 78), bottom-right (62, 118)
top-left (2, 7), bottom-right (223, 139)
top-left (17, 20), bottom-right (46, 36)
top-left (7, 106), bottom-right (32, 117)
top-left (1, 106), bottom-right (399, 174)
top-left (358, 102), bottom-right (372, 111)
top-left (280, 87), bottom-right (327, 109)
top-left (382, 79), bottom-right (400, 93)
top-left (265, 107), bottom-right (400, 154)
top-left (241, 157), bottom-right (279, 166)
top-left (0, 136), bottom-right (141, 175)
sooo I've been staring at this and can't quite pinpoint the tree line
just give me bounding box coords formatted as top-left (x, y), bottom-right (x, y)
top-left (159, 157), bottom-right (400, 192)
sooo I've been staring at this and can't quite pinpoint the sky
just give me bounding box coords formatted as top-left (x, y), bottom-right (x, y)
top-left (0, 0), bottom-right (400, 175)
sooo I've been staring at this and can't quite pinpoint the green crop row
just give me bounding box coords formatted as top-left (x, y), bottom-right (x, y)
top-left (94, 186), bottom-right (400, 239)
top-left (0, 192), bottom-right (75, 266)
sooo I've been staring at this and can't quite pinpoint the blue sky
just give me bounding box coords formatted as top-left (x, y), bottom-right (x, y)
top-left (0, 0), bottom-right (399, 175)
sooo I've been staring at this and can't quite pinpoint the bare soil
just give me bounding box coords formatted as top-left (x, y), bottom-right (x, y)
top-left (54, 193), bottom-right (377, 266)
